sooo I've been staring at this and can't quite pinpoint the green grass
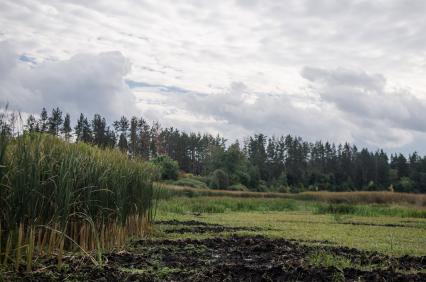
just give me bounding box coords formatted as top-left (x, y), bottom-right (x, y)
top-left (314, 203), bottom-right (426, 218)
top-left (171, 178), bottom-right (209, 189)
top-left (308, 251), bottom-right (353, 269)
top-left (154, 197), bottom-right (426, 256)
top-left (156, 196), bottom-right (426, 218)
top-left (156, 197), bottom-right (300, 214)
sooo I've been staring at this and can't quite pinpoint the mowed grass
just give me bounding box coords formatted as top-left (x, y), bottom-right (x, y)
top-left (155, 197), bottom-right (426, 256)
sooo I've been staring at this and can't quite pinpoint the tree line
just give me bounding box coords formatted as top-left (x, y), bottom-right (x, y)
top-left (21, 107), bottom-right (426, 193)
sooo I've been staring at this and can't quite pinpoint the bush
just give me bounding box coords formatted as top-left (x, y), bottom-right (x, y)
top-left (152, 155), bottom-right (179, 180)
top-left (395, 177), bottom-right (415, 193)
top-left (233, 170), bottom-right (251, 187)
top-left (256, 180), bottom-right (269, 192)
top-left (179, 173), bottom-right (210, 185)
top-left (276, 185), bottom-right (291, 193)
top-left (209, 169), bottom-right (229, 189)
top-left (227, 183), bottom-right (249, 191)
top-left (173, 178), bottom-right (208, 189)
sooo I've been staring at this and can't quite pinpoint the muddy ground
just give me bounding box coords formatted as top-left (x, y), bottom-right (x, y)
top-left (5, 220), bottom-right (426, 281)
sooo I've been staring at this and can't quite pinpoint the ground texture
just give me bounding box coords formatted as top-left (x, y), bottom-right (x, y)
top-left (5, 220), bottom-right (426, 281)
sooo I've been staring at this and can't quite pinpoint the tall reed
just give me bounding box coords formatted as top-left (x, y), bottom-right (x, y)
top-left (0, 127), bottom-right (159, 270)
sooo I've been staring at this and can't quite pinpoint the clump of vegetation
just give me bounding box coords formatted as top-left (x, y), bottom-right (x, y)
top-left (157, 197), bottom-right (299, 214)
top-left (173, 178), bottom-right (208, 189)
top-left (298, 191), bottom-right (426, 206)
top-left (152, 155), bottom-right (179, 180)
top-left (227, 183), bottom-right (249, 191)
top-left (209, 169), bottom-right (230, 189)
top-left (0, 113), bottom-right (158, 269)
top-left (315, 203), bottom-right (426, 218)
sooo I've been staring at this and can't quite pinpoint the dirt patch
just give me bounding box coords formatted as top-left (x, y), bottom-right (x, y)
top-left (8, 235), bottom-right (425, 281)
top-left (157, 219), bottom-right (261, 234)
top-left (163, 226), bottom-right (259, 234)
top-left (155, 220), bottom-right (223, 226)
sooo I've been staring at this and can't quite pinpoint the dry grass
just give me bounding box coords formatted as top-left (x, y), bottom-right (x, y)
top-left (160, 184), bottom-right (289, 198)
top-left (300, 191), bottom-right (426, 207)
top-left (161, 183), bottom-right (426, 207)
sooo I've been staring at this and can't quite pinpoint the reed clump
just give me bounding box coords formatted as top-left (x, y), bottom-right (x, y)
top-left (0, 130), bottom-right (158, 270)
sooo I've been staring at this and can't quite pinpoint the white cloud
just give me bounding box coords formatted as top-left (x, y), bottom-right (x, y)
top-left (301, 66), bottom-right (426, 148)
top-left (1, 0), bottom-right (426, 153)
top-left (0, 42), bottom-right (136, 120)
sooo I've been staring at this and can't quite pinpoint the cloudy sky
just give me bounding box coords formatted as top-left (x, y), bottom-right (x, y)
top-left (1, 0), bottom-right (426, 153)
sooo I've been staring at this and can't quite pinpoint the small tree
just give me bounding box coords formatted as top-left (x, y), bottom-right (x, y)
top-left (152, 155), bottom-right (179, 180)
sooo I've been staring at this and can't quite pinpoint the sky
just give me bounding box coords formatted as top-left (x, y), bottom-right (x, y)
top-left (1, 0), bottom-right (426, 154)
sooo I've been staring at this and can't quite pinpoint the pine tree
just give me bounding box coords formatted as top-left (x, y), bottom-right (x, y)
top-left (81, 117), bottom-right (92, 143)
top-left (39, 107), bottom-right (48, 132)
top-left (113, 116), bottom-right (129, 152)
top-left (75, 113), bottom-right (92, 143)
top-left (26, 114), bottom-right (37, 133)
top-left (92, 114), bottom-right (107, 147)
top-left (138, 118), bottom-right (151, 160)
top-left (61, 113), bottom-right (72, 141)
top-left (129, 116), bottom-right (138, 157)
top-left (48, 107), bottom-right (63, 136)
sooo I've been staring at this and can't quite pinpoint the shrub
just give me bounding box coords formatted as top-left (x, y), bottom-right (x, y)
top-left (152, 155), bottom-right (179, 180)
top-left (276, 185), bottom-right (291, 193)
top-left (209, 169), bottom-right (229, 189)
top-left (233, 170), bottom-right (251, 187)
top-left (173, 178), bottom-right (208, 189)
top-left (227, 183), bottom-right (249, 191)
top-left (256, 180), bottom-right (269, 192)
top-left (179, 173), bottom-right (210, 185)
top-left (395, 177), bottom-right (415, 193)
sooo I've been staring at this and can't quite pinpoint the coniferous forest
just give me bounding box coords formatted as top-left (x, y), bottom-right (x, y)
top-left (16, 107), bottom-right (426, 193)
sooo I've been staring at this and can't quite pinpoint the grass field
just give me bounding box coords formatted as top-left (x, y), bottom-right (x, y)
top-left (155, 196), bottom-right (426, 256)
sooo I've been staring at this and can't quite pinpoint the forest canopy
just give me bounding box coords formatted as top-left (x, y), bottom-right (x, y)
top-left (11, 107), bottom-right (426, 193)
